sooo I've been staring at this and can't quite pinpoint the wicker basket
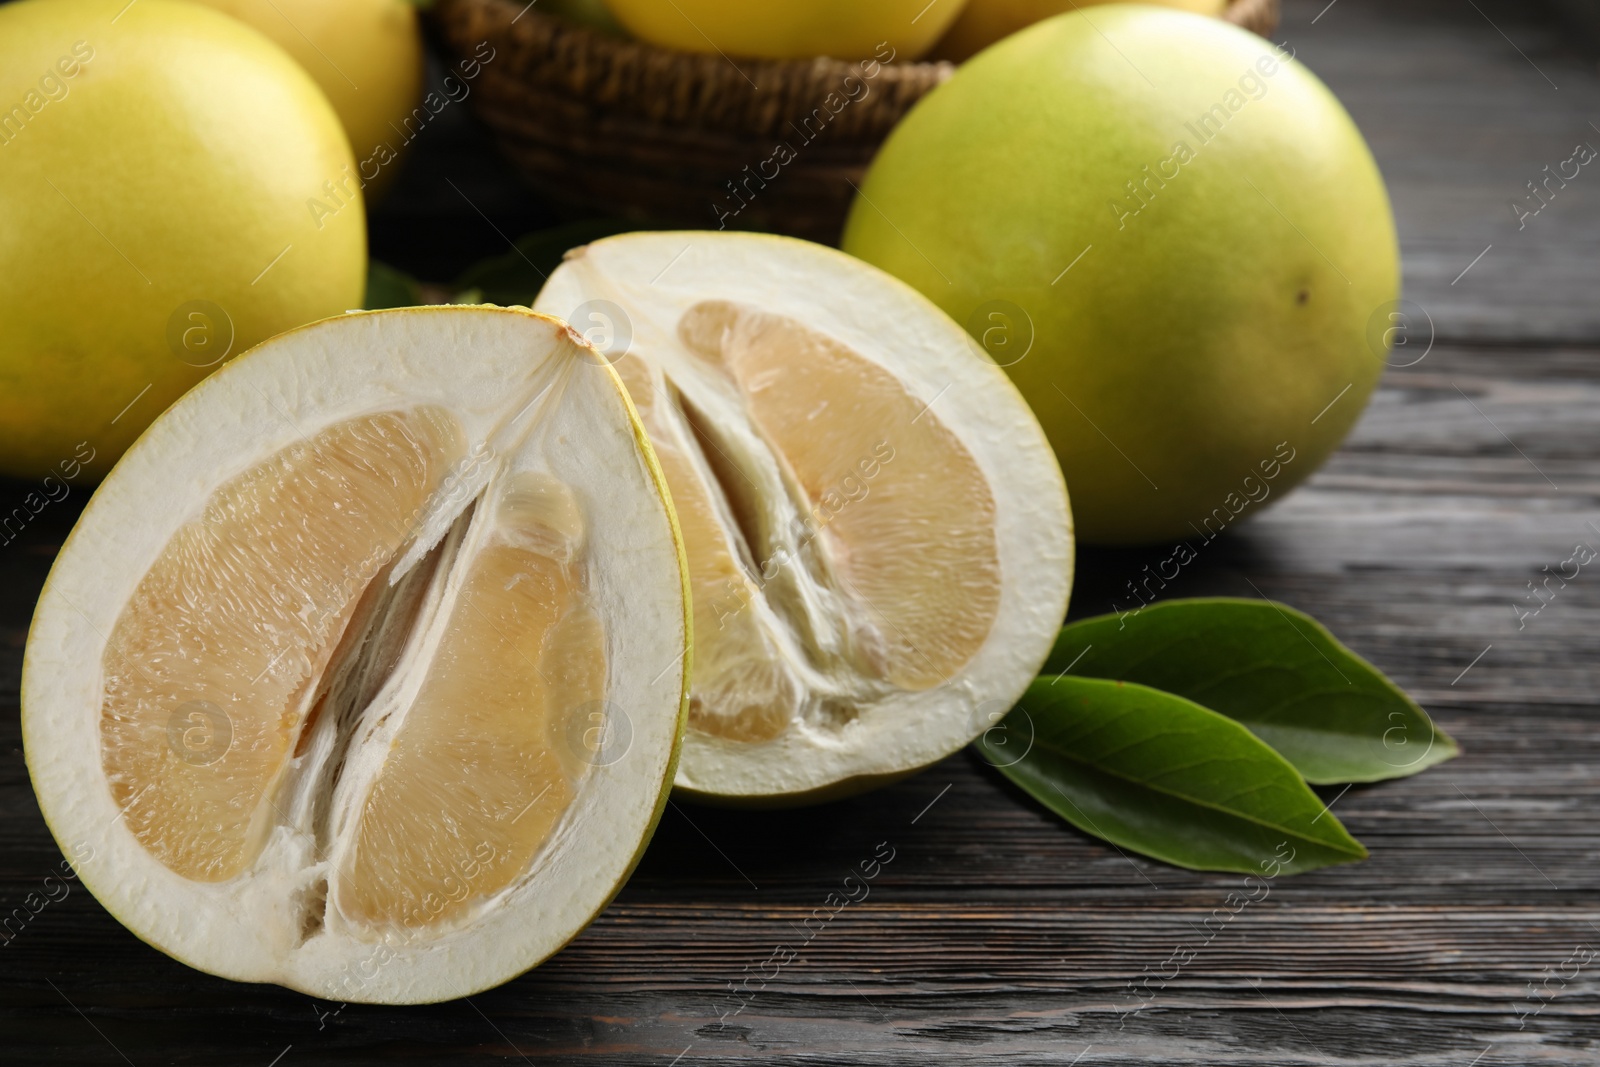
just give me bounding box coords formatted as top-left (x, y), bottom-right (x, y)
top-left (433, 0), bottom-right (1281, 243)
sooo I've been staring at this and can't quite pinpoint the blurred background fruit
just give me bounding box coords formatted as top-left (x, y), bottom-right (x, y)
top-left (934, 0), bottom-right (1228, 60)
top-left (194, 0), bottom-right (425, 198)
top-left (599, 0), bottom-right (970, 60)
top-left (0, 0), bottom-right (366, 480)
top-left (842, 8), bottom-right (1397, 545)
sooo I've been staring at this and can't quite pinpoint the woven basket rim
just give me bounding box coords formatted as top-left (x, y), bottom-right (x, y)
top-left (429, 0), bottom-right (1280, 239)
top-left (438, 0), bottom-right (1279, 69)
top-left (437, 0), bottom-right (965, 80)
top-left (435, 0), bottom-right (1280, 143)
top-left (435, 0), bottom-right (1273, 64)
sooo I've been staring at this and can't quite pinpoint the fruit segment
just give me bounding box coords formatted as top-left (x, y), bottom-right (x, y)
top-left (679, 301), bottom-right (1001, 694)
top-left (615, 356), bottom-right (798, 743)
top-left (336, 474), bottom-right (606, 930)
top-left (100, 409), bottom-right (464, 883)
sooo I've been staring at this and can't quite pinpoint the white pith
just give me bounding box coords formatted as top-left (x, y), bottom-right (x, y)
top-left (21, 307), bottom-right (690, 1003)
top-left (533, 232), bottom-right (1074, 801)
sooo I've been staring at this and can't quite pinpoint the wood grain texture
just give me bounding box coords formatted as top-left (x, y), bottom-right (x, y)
top-left (4, 0), bottom-right (1600, 1063)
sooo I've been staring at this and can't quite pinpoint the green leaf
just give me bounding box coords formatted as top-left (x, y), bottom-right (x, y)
top-left (366, 221), bottom-right (669, 311)
top-left (1042, 598), bottom-right (1458, 784)
top-left (452, 219), bottom-right (663, 307)
top-left (978, 677), bottom-right (1367, 875)
top-left (540, 0), bottom-right (629, 35)
top-left (364, 260), bottom-right (425, 310)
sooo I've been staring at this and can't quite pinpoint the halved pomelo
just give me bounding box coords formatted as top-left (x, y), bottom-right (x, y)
top-left (22, 306), bottom-right (690, 1003)
top-left (534, 232), bottom-right (1073, 803)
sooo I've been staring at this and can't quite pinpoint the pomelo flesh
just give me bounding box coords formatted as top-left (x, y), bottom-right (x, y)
top-left (536, 232), bottom-right (1074, 803)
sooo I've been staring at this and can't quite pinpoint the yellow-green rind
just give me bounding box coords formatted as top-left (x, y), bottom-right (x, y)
top-left (844, 8), bottom-right (1398, 545)
top-left (0, 0), bottom-right (366, 479)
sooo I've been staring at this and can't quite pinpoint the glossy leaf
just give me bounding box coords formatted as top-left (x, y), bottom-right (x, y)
top-left (978, 676), bottom-right (1367, 874)
top-left (1042, 598), bottom-right (1458, 784)
top-left (364, 259), bottom-right (423, 310)
top-left (452, 219), bottom-right (663, 306)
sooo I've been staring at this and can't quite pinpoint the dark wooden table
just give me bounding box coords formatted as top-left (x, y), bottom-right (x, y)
top-left (5, 0), bottom-right (1599, 1062)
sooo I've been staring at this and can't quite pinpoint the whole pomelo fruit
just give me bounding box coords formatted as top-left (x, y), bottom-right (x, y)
top-left (843, 9), bottom-right (1398, 545)
top-left (191, 0), bottom-right (424, 198)
top-left (600, 0), bottom-right (967, 60)
top-left (0, 0), bottom-right (365, 481)
top-left (934, 0), bottom-right (1227, 61)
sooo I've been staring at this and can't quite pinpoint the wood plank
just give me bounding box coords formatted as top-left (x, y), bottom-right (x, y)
top-left (3, 1), bottom-right (1599, 1063)
top-left (1293, 0), bottom-right (1600, 343)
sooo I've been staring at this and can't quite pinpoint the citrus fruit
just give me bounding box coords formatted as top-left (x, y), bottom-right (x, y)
top-left (192, 0), bottom-right (425, 198)
top-left (842, 9), bottom-right (1398, 545)
top-left (0, 0), bottom-right (366, 481)
top-left (535, 232), bottom-right (1073, 803)
top-left (599, 0), bottom-right (969, 60)
top-left (933, 0), bottom-right (1227, 61)
top-left (22, 306), bottom-right (690, 1002)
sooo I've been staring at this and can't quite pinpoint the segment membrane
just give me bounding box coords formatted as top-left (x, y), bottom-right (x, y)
top-left (335, 473), bottom-right (606, 930)
top-left (679, 301), bottom-right (1001, 694)
top-left (100, 409), bottom-right (464, 882)
top-left (616, 356), bottom-right (798, 742)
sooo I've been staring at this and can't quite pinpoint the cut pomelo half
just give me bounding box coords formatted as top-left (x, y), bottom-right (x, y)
top-left (22, 307), bottom-right (690, 1003)
top-left (534, 232), bottom-right (1073, 803)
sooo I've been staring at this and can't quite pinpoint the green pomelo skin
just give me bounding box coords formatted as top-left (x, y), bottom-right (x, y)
top-left (843, 8), bottom-right (1398, 546)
